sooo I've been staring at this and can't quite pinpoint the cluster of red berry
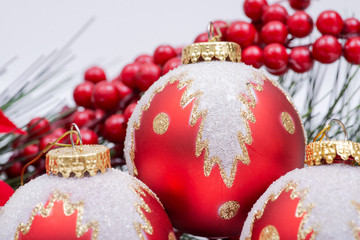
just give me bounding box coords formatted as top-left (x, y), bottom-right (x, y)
top-left (3, 46), bottom-right (182, 180)
top-left (201, 0), bottom-right (360, 75)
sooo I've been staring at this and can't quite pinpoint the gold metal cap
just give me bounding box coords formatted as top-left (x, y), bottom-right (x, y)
top-left (181, 22), bottom-right (242, 64)
top-left (46, 145), bottom-right (111, 178)
top-left (305, 119), bottom-right (360, 166)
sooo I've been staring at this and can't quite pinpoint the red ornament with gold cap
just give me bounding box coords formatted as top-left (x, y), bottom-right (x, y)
top-left (124, 23), bottom-right (306, 238)
top-left (0, 125), bottom-right (175, 240)
top-left (241, 119), bottom-right (360, 240)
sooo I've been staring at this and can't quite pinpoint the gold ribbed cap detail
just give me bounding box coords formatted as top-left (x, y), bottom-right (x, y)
top-left (305, 119), bottom-right (360, 166)
top-left (46, 145), bottom-right (111, 178)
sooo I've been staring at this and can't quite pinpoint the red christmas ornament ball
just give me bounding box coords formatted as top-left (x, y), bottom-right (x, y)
top-left (243, 0), bottom-right (268, 21)
top-left (289, 46), bottom-right (314, 73)
top-left (136, 63), bottom-right (161, 91)
top-left (92, 82), bottom-right (120, 111)
top-left (0, 180), bottom-right (14, 206)
top-left (344, 37), bottom-right (360, 64)
top-left (263, 43), bottom-right (289, 75)
top-left (342, 17), bottom-right (360, 35)
top-left (288, 0), bottom-right (311, 10)
top-left (262, 4), bottom-right (289, 24)
top-left (84, 66), bottom-right (106, 84)
top-left (226, 21), bottom-right (258, 48)
top-left (125, 51), bottom-right (305, 237)
top-left (153, 45), bottom-right (177, 66)
top-left (73, 81), bottom-right (94, 109)
top-left (261, 20), bottom-right (288, 44)
top-left (242, 45), bottom-right (264, 68)
top-left (287, 11), bottom-right (313, 38)
top-left (27, 117), bottom-right (51, 137)
top-left (312, 35), bottom-right (342, 64)
top-left (316, 10), bottom-right (343, 36)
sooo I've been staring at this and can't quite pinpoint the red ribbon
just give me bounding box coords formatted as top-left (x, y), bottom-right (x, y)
top-left (0, 110), bottom-right (26, 135)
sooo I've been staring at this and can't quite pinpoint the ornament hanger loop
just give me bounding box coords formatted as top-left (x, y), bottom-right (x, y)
top-left (313, 119), bottom-right (348, 142)
top-left (70, 123), bottom-right (83, 149)
top-left (207, 22), bottom-right (221, 42)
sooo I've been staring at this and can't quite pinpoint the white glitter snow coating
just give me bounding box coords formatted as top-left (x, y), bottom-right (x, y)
top-left (125, 61), bottom-right (267, 177)
top-left (0, 169), bottom-right (162, 239)
top-left (241, 165), bottom-right (360, 240)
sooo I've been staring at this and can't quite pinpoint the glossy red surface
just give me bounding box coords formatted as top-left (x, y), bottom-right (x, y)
top-left (0, 180), bottom-right (14, 206)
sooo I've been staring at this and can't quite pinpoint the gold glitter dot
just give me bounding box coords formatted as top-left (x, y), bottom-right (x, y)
top-left (153, 113), bottom-right (169, 135)
top-left (281, 112), bottom-right (295, 134)
top-left (259, 225), bottom-right (280, 240)
top-left (219, 201), bottom-right (240, 220)
top-left (168, 232), bottom-right (176, 240)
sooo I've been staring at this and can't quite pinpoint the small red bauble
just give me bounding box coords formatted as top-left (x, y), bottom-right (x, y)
top-left (344, 37), bottom-right (360, 64)
top-left (119, 63), bottom-right (141, 89)
top-left (287, 11), bottom-right (313, 38)
top-left (103, 114), bottom-right (126, 143)
top-left (262, 4), bottom-right (289, 24)
top-left (288, 0), bottom-right (311, 10)
top-left (261, 20), bottom-right (288, 44)
top-left (134, 54), bottom-right (153, 64)
top-left (84, 66), bottom-right (106, 84)
top-left (226, 21), bottom-right (257, 48)
top-left (0, 180), bottom-right (14, 206)
top-left (73, 81), bottom-right (94, 109)
top-left (124, 103), bottom-right (137, 126)
top-left (72, 109), bottom-right (95, 128)
top-left (342, 17), bottom-right (360, 35)
top-left (242, 45), bottom-right (264, 68)
top-left (27, 117), bottom-right (51, 137)
top-left (289, 46), bottom-right (314, 73)
top-left (153, 45), bottom-right (177, 66)
top-left (162, 57), bottom-right (182, 75)
top-left (263, 43), bottom-right (289, 75)
top-left (316, 10), bottom-right (343, 36)
top-left (243, 0), bottom-right (268, 21)
top-left (92, 82), bottom-right (120, 111)
top-left (312, 35), bottom-right (342, 64)
top-left (136, 63), bottom-right (161, 91)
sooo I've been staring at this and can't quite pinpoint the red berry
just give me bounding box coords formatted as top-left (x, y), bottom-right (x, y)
top-left (263, 43), bottom-right (289, 75)
top-left (243, 0), bottom-right (268, 21)
top-left (52, 128), bottom-right (67, 138)
top-left (27, 117), bottom-right (51, 137)
top-left (124, 102), bottom-right (137, 126)
top-left (174, 47), bottom-right (183, 56)
top-left (316, 10), bottom-right (343, 36)
top-left (226, 21), bottom-right (257, 48)
top-left (242, 45), bottom-right (263, 68)
top-left (6, 161), bottom-right (23, 179)
top-left (289, 0), bottom-right (311, 10)
top-left (153, 45), bottom-right (177, 66)
top-left (134, 54), bottom-right (153, 64)
top-left (287, 11), bottom-right (313, 38)
top-left (120, 63), bottom-right (140, 89)
top-left (194, 32), bottom-right (209, 43)
top-left (72, 109), bottom-right (95, 128)
top-left (289, 47), bottom-right (314, 73)
top-left (94, 109), bottom-right (105, 120)
top-left (74, 129), bottom-right (98, 145)
top-left (312, 35), bottom-right (342, 64)
top-left (22, 144), bottom-right (39, 162)
top-left (73, 81), bottom-right (94, 108)
top-left (112, 80), bottom-right (133, 99)
top-left (39, 134), bottom-right (61, 150)
top-left (92, 82), bottom-right (120, 111)
top-left (84, 66), bottom-right (106, 84)
top-left (213, 20), bottom-right (228, 39)
top-left (261, 20), bottom-right (288, 44)
top-left (342, 18), bottom-right (360, 35)
top-left (136, 63), bottom-right (161, 91)
top-left (344, 37), bottom-right (360, 64)
top-left (262, 4), bottom-right (289, 23)
top-left (162, 57), bottom-right (182, 75)
top-left (103, 114), bottom-right (126, 143)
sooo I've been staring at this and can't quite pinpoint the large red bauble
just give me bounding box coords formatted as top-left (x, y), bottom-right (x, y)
top-left (125, 61), bottom-right (305, 238)
top-left (0, 179), bottom-right (14, 206)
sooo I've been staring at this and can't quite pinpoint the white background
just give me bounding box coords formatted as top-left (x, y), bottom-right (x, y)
top-left (0, 0), bottom-right (359, 120)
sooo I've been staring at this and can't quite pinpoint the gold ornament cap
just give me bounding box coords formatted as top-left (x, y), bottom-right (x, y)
top-left (181, 22), bottom-right (242, 64)
top-left (46, 144), bottom-right (111, 178)
top-left (305, 119), bottom-right (360, 166)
